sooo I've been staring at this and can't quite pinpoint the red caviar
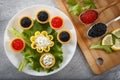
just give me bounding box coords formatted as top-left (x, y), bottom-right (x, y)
top-left (50, 16), bottom-right (64, 29)
top-left (11, 38), bottom-right (25, 52)
top-left (80, 10), bottom-right (98, 24)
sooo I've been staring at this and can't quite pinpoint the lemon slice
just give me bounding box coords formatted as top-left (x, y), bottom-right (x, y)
top-left (111, 39), bottom-right (120, 50)
top-left (112, 28), bottom-right (120, 38)
top-left (102, 34), bottom-right (113, 45)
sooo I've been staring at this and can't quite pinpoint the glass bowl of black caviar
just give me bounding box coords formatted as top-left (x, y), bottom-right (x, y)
top-left (57, 30), bottom-right (72, 44)
top-left (87, 23), bottom-right (107, 38)
top-left (18, 16), bottom-right (34, 30)
top-left (36, 10), bottom-right (49, 24)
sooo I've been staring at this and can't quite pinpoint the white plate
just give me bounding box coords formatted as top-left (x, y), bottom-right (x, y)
top-left (4, 5), bottom-right (77, 76)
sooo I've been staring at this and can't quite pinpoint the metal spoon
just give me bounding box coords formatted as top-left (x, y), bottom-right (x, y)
top-left (79, 1), bottom-right (119, 24)
top-left (87, 16), bottom-right (120, 38)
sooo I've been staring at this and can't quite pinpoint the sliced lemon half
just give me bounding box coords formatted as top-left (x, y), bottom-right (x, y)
top-left (112, 28), bottom-right (120, 38)
top-left (111, 39), bottom-right (120, 50)
top-left (102, 34), bottom-right (113, 45)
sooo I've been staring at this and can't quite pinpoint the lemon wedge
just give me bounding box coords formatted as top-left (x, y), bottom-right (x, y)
top-left (112, 28), bottom-right (120, 38)
top-left (111, 39), bottom-right (120, 50)
top-left (102, 34), bottom-right (113, 45)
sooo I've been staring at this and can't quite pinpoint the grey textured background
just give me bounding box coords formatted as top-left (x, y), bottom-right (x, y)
top-left (1, 0), bottom-right (120, 80)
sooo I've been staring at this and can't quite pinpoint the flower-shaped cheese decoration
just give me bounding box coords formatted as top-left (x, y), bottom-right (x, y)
top-left (30, 31), bottom-right (54, 53)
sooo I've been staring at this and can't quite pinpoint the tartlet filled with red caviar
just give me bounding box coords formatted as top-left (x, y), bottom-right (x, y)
top-left (50, 16), bottom-right (64, 30)
top-left (18, 16), bottom-right (34, 30)
top-left (10, 37), bottom-right (25, 52)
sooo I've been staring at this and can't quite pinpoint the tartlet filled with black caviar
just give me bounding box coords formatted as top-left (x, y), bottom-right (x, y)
top-left (57, 30), bottom-right (72, 44)
top-left (36, 10), bottom-right (50, 24)
top-left (18, 16), bottom-right (34, 30)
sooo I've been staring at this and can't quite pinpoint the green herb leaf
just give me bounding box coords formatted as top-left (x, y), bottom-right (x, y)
top-left (84, 0), bottom-right (92, 4)
top-left (82, 5), bottom-right (91, 10)
top-left (66, 0), bottom-right (96, 16)
top-left (90, 41), bottom-right (112, 53)
top-left (66, 0), bottom-right (77, 6)
top-left (69, 3), bottom-right (83, 16)
top-left (90, 3), bottom-right (96, 9)
top-left (18, 59), bottom-right (28, 71)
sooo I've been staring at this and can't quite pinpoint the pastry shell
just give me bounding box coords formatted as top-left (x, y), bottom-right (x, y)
top-left (40, 53), bottom-right (55, 69)
top-left (10, 37), bottom-right (25, 52)
top-left (50, 16), bottom-right (64, 30)
top-left (36, 10), bottom-right (50, 24)
top-left (18, 16), bottom-right (34, 30)
top-left (57, 30), bottom-right (72, 44)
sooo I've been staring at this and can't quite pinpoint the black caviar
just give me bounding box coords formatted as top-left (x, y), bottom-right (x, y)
top-left (88, 23), bottom-right (107, 38)
top-left (37, 11), bottom-right (48, 22)
top-left (20, 17), bottom-right (32, 28)
top-left (59, 31), bottom-right (70, 42)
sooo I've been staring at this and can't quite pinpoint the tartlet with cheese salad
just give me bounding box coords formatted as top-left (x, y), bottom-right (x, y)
top-left (30, 31), bottom-right (54, 53)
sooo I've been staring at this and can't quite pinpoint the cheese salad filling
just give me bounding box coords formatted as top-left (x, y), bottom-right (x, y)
top-left (30, 31), bottom-right (54, 53)
top-left (35, 35), bottom-right (51, 49)
top-left (42, 54), bottom-right (53, 66)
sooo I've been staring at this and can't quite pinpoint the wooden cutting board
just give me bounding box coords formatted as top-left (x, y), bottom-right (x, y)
top-left (55, 0), bottom-right (120, 74)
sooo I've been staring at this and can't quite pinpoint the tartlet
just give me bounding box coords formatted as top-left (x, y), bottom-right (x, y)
top-left (30, 31), bottom-right (54, 53)
top-left (36, 10), bottom-right (50, 24)
top-left (57, 30), bottom-right (72, 44)
top-left (10, 37), bottom-right (25, 52)
top-left (40, 53), bottom-right (55, 69)
top-left (50, 16), bottom-right (64, 30)
top-left (18, 16), bottom-right (34, 30)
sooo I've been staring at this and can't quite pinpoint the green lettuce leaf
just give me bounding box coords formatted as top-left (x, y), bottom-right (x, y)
top-left (69, 3), bottom-right (83, 16)
top-left (9, 28), bottom-right (31, 46)
top-left (83, 0), bottom-right (96, 9)
top-left (66, 0), bottom-right (96, 16)
top-left (66, 0), bottom-right (77, 6)
top-left (9, 20), bottom-right (63, 72)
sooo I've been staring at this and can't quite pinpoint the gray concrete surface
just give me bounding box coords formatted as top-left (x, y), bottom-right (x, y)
top-left (0, 0), bottom-right (120, 80)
